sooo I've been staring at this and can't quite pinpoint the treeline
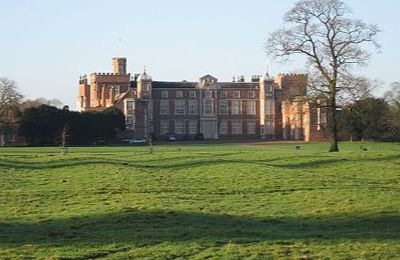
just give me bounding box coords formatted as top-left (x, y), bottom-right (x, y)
top-left (337, 94), bottom-right (400, 141)
top-left (1, 77), bottom-right (126, 146)
top-left (19, 105), bottom-right (125, 146)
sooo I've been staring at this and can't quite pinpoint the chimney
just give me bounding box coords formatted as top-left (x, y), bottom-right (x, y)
top-left (251, 75), bottom-right (261, 82)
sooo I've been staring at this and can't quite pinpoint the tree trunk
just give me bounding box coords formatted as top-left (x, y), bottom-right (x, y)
top-left (328, 91), bottom-right (339, 152)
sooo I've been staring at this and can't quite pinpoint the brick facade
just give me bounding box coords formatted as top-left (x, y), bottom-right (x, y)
top-left (77, 58), bottom-right (328, 141)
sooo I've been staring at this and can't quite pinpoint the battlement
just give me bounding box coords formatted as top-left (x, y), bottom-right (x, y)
top-left (79, 74), bottom-right (88, 85)
top-left (277, 73), bottom-right (307, 78)
top-left (89, 73), bottom-right (130, 82)
top-left (91, 72), bottom-right (127, 76)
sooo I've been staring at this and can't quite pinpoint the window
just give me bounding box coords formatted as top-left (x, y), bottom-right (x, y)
top-left (233, 91), bottom-right (241, 98)
top-left (189, 120), bottom-right (197, 134)
top-left (248, 91), bottom-right (255, 98)
top-left (114, 85), bottom-right (120, 95)
top-left (317, 100), bottom-right (327, 130)
top-left (189, 91), bottom-right (197, 98)
top-left (175, 120), bottom-right (185, 134)
top-left (204, 99), bottom-right (214, 115)
top-left (219, 120), bottom-right (227, 134)
top-left (126, 115), bottom-right (135, 130)
top-left (188, 100), bottom-right (198, 115)
top-left (220, 91), bottom-right (227, 98)
top-left (174, 100), bottom-right (185, 115)
top-left (320, 110), bottom-right (327, 124)
top-left (247, 100), bottom-right (256, 115)
top-left (232, 120), bottom-right (242, 135)
top-left (247, 120), bottom-right (256, 135)
top-left (125, 99), bottom-right (135, 114)
top-left (265, 100), bottom-right (274, 115)
top-left (160, 120), bottom-right (169, 134)
top-left (124, 99), bottom-right (135, 130)
top-left (161, 91), bottom-right (168, 98)
top-left (219, 100), bottom-right (228, 115)
top-left (205, 90), bottom-right (212, 98)
top-left (160, 100), bottom-right (169, 115)
top-left (141, 83), bottom-right (149, 92)
top-left (265, 120), bottom-right (274, 134)
top-left (231, 100), bottom-right (241, 115)
top-left (176, 91), bottom-right (183, 98)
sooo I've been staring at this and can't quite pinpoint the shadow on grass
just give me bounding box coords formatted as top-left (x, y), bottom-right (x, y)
top-left (1, 153), bottom-right (400, 172)
top-left (0, 209), bottom-right (398, 247)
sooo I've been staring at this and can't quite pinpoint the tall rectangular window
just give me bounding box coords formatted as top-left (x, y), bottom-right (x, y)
top-left (205, 90), bottom-right (212, 98)
top-left (126, 115), bottom-right (135, 130)
top-left (189, 91), bottom-right (197, 98)
top-left (232, 120), bottom-right (242, 135)
top-left (219, 120), bottom-right (227, 134)
top-left (188, 100), bottom-right (198, 115)
top-left (247, 100), bottom-right (256, 115)
top-left (125, 100), bottom-right (135, 114)
top-left (231, 100), bottom-right (241, 115)
top-left (160, 100), bottom-right (169, 115)
top-left (114, 85), bottom-right (120, 95)
top-left (175, 120), bottom-right (185, 134)
top-left (220, 91), bottom-right (227, 98)
top-left (317, 100), bottom-right (327, 130)
top-left (174, 100), bottom-right (185, 115)
top-left (160, 120), bottom-right (169, 134)
top-left (124, 99), bottom-right (135, 130)
top-left (204, 99), bottom-right (214, 115)
top-left (176, 91), bottom-right (183, 98)
top-left (265, 100), bottom-right (274, 115)
top-left (219, 100), bottom-right (228, 115)
top-left (161, 91), bottom-right (168, 98)
top-left (247, 120), bottom-right (256, 135)
top-left (189, 120), bottom-right (197, 134)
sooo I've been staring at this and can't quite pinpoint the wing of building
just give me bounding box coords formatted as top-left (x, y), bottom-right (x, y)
top-left (77, 57), bottom-right (327, 141)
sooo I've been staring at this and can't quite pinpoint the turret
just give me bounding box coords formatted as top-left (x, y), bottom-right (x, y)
top-left (137, 68), bottom-right (152, 99)
top-left (259, 68), bottom-right (274, 96)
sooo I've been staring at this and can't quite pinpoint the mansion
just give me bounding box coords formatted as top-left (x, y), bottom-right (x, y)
top-left (77, 57), bottom-right (327, 141)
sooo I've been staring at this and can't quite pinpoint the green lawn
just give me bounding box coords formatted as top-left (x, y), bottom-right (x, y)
top-left (0, 142), bottom-right (399, 259)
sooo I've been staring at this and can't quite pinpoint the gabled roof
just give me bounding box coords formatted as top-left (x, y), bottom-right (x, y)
top-left (199, 74), bottom-right (217, 80)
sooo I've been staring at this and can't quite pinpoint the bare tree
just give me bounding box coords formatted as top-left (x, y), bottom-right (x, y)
top-left (0, 78), bottom-right (23, 146)
top-left (336, 75), bottom-right (379, 104)
top-left (266, 0), bottom-right (380, 152)
top-left (384, 82), bottom-right (400, 109)
top-left (0, 77), bottom-right (23, 111)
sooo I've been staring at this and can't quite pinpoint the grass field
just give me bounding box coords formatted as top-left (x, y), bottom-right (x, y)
top-left (0, 142), bottom-right (399, 259)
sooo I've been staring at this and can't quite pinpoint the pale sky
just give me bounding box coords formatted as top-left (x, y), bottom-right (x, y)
top-left (1, 0), bottom-right (399, 109)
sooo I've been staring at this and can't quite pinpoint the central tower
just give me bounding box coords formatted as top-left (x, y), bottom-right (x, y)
top-left (112, 57), bottom-right (127, 75)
